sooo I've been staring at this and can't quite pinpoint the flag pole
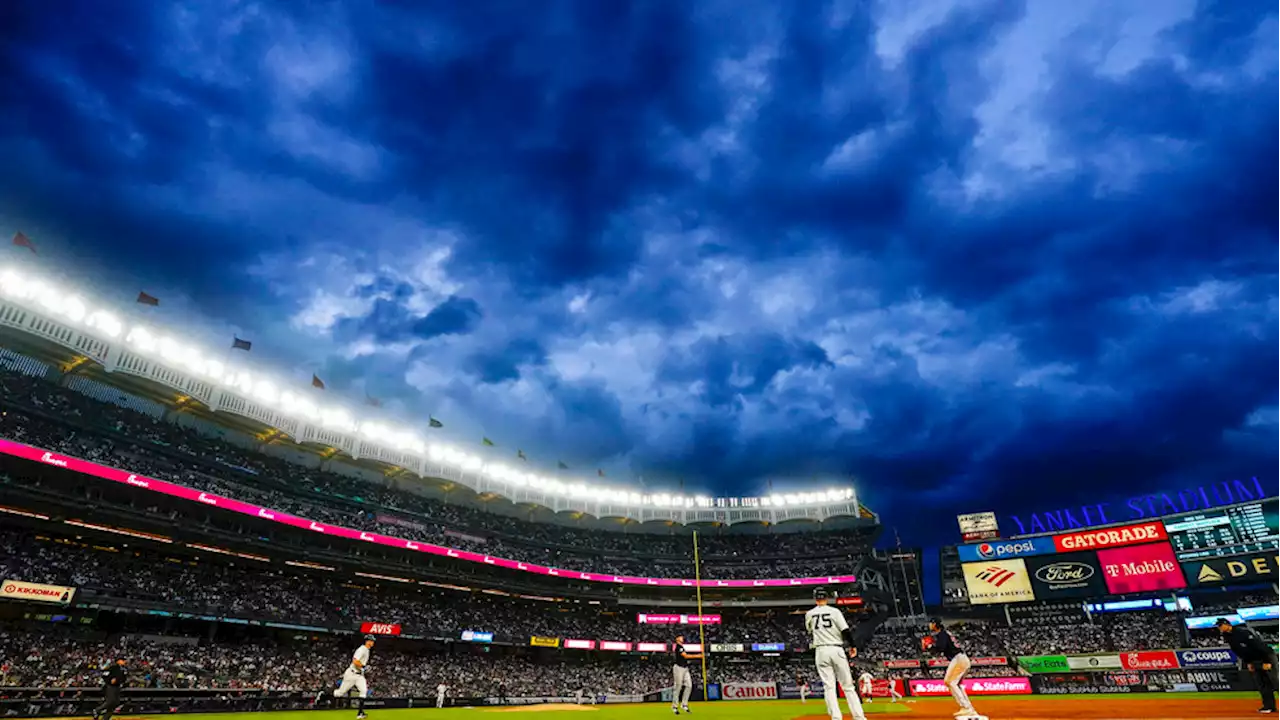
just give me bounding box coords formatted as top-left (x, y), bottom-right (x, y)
top-left (693, 531), bottom-right (709, 703)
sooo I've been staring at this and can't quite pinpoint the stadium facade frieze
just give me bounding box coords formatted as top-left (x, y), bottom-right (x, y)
top-left (0, 287), bottom-right (871, 527)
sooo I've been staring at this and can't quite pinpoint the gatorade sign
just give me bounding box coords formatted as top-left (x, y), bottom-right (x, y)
top-left (1054, 522), bottom-right (1166, 552)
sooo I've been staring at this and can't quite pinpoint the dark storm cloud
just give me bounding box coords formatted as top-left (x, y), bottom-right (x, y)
top-left (0, 0), bottom-right (1274, 546)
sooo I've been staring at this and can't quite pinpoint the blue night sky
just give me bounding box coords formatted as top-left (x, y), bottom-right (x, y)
top-left (0, 0), bottom-right (1275, 547)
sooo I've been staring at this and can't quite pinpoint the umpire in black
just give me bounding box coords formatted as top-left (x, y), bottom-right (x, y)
top-left (1216, 618), bottom-right (1277, 713)
top-left (91, 657), bottom-right (128, 720)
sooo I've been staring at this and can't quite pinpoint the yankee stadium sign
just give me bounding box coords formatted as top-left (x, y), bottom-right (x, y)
top-left (1007, 477), bottom-right (1272, 535)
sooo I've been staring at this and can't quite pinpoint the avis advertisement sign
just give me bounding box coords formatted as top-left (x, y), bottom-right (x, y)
top-left (909, 677), bottom-right (1032, 697)
top-left (721, 682), bottom-right (777, 700)
top-left (359, 622), bottom-right (402, 636)
top-left (956, 537), bottom-right (1056, 563)
top-left (1053, 522), bottom-right (1167, 552)
top-left (1119, 651), bottom-right (1178, 671)
top-left (1097, 543), bottom-right (1186, 593)
top-left (0, 579), bottom-right (76, 605)
top-left (1177, 648), bottom-right (1238, 668)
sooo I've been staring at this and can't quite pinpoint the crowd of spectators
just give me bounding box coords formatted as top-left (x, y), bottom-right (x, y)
top-left (0, 370), bottom-right (870, 580)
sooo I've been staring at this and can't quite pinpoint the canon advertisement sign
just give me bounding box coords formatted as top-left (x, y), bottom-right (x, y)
top-left (721, 682), bottom-right (778, 700)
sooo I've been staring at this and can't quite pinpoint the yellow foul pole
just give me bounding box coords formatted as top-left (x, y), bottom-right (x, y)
top-left (693, 531), bottom-right (709, 702)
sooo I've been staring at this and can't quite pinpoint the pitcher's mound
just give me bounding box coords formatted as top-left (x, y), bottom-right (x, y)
top-left (485, 704), bottom-right (598, 712)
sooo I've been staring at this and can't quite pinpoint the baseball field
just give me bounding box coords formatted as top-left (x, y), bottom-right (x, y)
top-left (94, 692), bottom-right (1274, 720)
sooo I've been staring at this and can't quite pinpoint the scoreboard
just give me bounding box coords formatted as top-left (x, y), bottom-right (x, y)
top-left (1163, 501), bottom-right (1279, 561)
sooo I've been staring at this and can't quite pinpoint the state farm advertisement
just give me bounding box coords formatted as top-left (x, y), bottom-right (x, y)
top-left (1119, 651), bottom-right (1178, 671)
top-left (883, 659), bottom-right (921, 669)
top-left (722, 682), bottom-right (777, 700)
top-left (866, 679), bottom-right (906, 698)
top-left (1054, 522), bottom-right (1167, 552)
top-left (1097, 543), bottom-right (1186, 594)
top-left (909, 677), bottom-right (1032, 697)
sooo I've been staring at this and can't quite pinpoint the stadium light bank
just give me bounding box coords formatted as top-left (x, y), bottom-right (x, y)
top-left (0, 269), bottom-right (856, 514)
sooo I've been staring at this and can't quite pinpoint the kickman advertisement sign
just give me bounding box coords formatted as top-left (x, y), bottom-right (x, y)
top-left (961, 558), bottom-right (1037, 604)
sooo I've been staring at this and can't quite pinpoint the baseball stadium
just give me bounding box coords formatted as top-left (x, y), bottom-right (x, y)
top-left (0, 271), bottom-right (1274, 720)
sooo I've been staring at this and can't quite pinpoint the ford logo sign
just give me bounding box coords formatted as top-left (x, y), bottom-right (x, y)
top-left (1035, 562), bottom-right (1095, 584)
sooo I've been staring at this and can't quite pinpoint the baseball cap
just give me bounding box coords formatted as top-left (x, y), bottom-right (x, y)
top-left (1213, 618), bottom-right (1233, 628)
top-left (365, 634), bottom-right (377, 642)
top-left (813, 586), bottom-right (830, 600)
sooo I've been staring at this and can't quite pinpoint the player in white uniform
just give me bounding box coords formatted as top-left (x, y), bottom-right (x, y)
top-left (804, 587), bottom-right (866, 720)
top-left (858, 671), bottom-right (874, 703)
top-left (334, 635), bottom-right (375, 719)
top-left (795, 673), bottom-right (809, 703)
top-left (436, 683), bottom-right (447, 708)
top-left (887, 674), bottom-right (903, 703)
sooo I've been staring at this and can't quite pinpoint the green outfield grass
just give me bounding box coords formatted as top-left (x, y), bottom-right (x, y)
top-left (87, 693), bottom-right (1265, 720)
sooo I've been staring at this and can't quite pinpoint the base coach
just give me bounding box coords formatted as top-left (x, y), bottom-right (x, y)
top-left (91, 657), bottom-right (128, 720)
top-left (1216, 618), bottom-right (1277, 714)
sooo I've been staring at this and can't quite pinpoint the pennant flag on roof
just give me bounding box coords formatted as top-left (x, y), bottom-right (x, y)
top-left (231, 337), bottom-right (252, 351)
top-left (482, 437), bottom-right (495, 447)
top-left (11, 231), bottom-right (36, 254)
top-left (136, 291), bottom-right (160, 307)
top-left (557, 460), bottom-right (569, 470)
top-left (428, 417), bottom-right (444, 428)
top-left (311, 374), bottom-right (325, 390)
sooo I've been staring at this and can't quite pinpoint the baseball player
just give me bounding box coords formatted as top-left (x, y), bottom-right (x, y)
top-left (804, 587), bottom-right (866, 720)
top-left (671, 634), bottom-right (701, 714)
top-left (334, 635), bottom-right (375, 719)
top-left (887, 674), bottom-right (903, 703)
top-left (436, 683), bottom-right (447, 709)
top-left (796, 674), bottom-right (809, 703)
top-left (91, 657), bottom-right (127, 720)
top-left (925, 618), bottom-right (984, 720)
top-left (858, 670), bottom-right (874, 703)
top-left (574, 687), bottom-right (584, 705)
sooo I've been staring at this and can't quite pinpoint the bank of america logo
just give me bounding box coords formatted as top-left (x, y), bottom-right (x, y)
top-left (976, 566), bottom-right (1017, 587)
top-left (1197, 564), bottom-right (1223, 583)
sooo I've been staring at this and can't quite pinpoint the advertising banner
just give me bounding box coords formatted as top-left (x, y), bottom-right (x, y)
top-left (460, 630), bottom-right (493, 643)
top-left (882, 659), bottom-right (920, 669)
top-left (1024, 552), bottom-right (1108, 600)
top-left (1018, 655), bottom-right (1069, 673)
top-left (751, 643), bottom-right (785, 652)
top-left (867, 679), bottom-right (906, 698)
top-left (1054, 521), bottom-right (1168, 552)
top-left (564, 639), bottom-right (595, 649)
top-left (927, 658), bottom-right (950, 668)
top-left (961, 558), bottom-right (1037, 604)
top-left (1119, 651), bottom-right (1178, 671)
top-left (909, 677), bottom-right (1032, 697)
top-left (529, 636), bottom-right (561, 648)
top-left (721, 682), bottom-right (777, 700)
top-left (1066, 654), bottom-right (1123, 670)
top-left (709, 643), bottom-right (744, 653)
top-left (972, 657), bottom-right (1010, 666)
top-left (1239, 605), bottom-right (1280, 622)
top-left (957, 537), bottom-right (1056, 563)
top-left (1181, 552), bottom-right (1278, 586)
top-left (1097, 543), bottom-right (1186, 593)
top-left (957, 512), bottom-right (1001, 542)
top-left (1176, 648), bottom-right (1238, 668)
top-left (636, 614), bottom-right (722, 625)
top-left (1185, 614), bottom-right (1241, 629)
top-left (359, 622), bottom-right (402, 636)
top-left (600, 641), bottom-right (632, 651)
top-left (636, 643), bottom-right (668, 652)
top-left (0, 580), bottom-right (76, 605)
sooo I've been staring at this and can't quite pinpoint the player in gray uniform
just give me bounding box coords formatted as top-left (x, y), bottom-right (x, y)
top-left (671, 635), bottom-right (702, 714)
top-left (804, 587), bottom-right (866, 720)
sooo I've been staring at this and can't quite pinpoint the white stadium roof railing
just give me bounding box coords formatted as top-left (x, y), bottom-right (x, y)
top-left (0, 268), bottom-right (867, 525)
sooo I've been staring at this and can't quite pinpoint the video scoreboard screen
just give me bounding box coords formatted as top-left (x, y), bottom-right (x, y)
top-left (1163, 501), bottom-right (1279, 561)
